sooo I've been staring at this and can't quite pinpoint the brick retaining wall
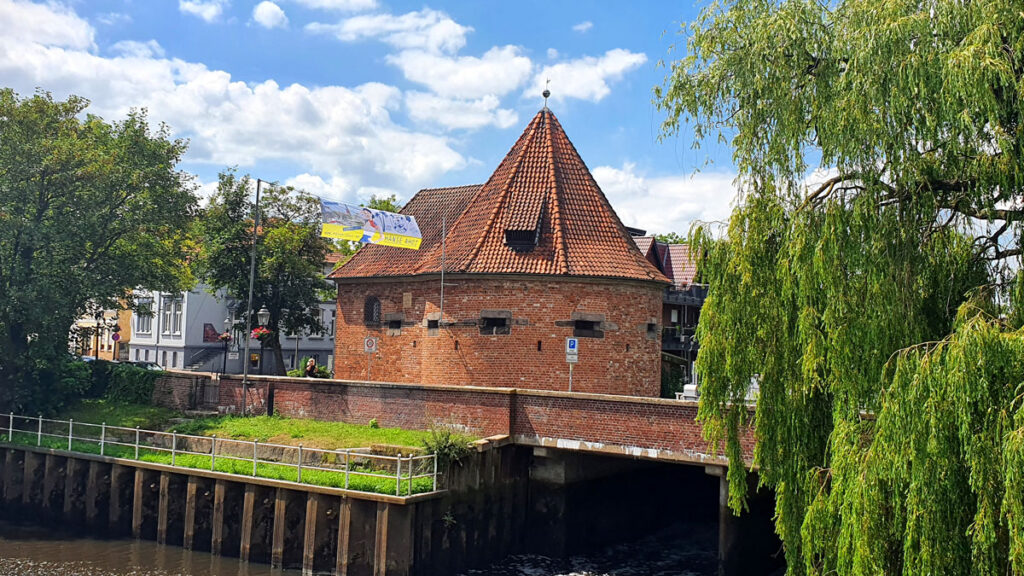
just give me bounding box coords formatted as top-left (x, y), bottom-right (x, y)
top-left (154, 374), bottom-right (754, 465)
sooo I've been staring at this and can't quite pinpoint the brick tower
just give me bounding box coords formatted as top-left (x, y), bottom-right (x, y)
top-left (330, 107), bottom-right (669, 396)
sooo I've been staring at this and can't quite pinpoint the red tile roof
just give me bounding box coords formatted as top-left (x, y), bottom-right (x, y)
top-left (631, 236), bottom-right (698, 288)
top-left (332, 108), bottom-right (668, 284)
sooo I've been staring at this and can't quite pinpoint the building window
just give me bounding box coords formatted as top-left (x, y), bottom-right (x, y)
top-left (479, 310), bottom-right (511, 335)
top-left (384, 313), bottom-right (403, 336)
top-left (364, 297), bottom-right (381, 326)
top-left (144, 349), bottom-right (150, 361)
top-left (172, 351), bottom-right (178, 368)
top-left (134, 349), bottom-right (140, 361)
top-left (573, 320), bottom-right (603, 338)
top-left (427, 319), bottom-right (439, 337)
top-left (161, 300), bottom-right (172, 334)
top-left (136, 298), bottom-right (153, 334)
top-left (171, 298), bottom-right (183, 334)
top-left (479, 317), bottom-right (509, 335)
top-left (670, 309), bottom-right (679, 323)
top-left (328, 309), bottom-right (336, 337)
top-left (646, 322), bottom-right (658, 338)
top-left (161, 350), bottom-right (167, 367)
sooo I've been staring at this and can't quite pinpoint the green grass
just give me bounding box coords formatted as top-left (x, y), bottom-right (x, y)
top-left (58, 399), bottom-right (181, 430)
top-left (172, 414), bottom-right (439, 450)
top-left (0, 430), bottom-right (435, 496)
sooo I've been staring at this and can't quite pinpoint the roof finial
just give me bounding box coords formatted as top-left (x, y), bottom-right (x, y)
top-left (542, 78), bottom-right (551, 108)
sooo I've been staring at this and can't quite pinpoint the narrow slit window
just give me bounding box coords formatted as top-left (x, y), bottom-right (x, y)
top-left (388, 319), bottom-right (402, 330)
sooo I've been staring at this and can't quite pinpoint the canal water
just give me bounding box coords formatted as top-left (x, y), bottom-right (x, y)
top-left (0, 520), bottom-right (715, 576)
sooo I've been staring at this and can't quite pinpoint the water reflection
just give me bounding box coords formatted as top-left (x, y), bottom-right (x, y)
top-left (464, 522), bottom-right (716, 576)
top-left (0, 522), bottom-right (300, 576)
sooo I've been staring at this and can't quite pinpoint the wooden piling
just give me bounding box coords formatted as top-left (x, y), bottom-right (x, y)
top-left (271, 488), bottom-right (287, 568)
top-left (183, 476), bottom-right (198, 549)
top-left (239, 484), bottom-right (255, 562)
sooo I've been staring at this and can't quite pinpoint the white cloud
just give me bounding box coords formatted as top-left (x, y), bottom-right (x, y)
top-left (252, 1), bottom-right (288, 28)
top-left (289, 0), bottom-right (377, 10)
top-left (593, 163), bottom-right (738, 234)
top-left (179, 0), bottom-right (229, 23)
top-left (96, 12), bottom-right (131, 26)
top-left (546, 48), bottom-right (558, 60)
top-left (109, 40), bottom-right (165, 59)
top-left (306, 8), bottom-right (471, 54)
top-left (0, 0), bottom-right (94, 50)
top-left (386, 45), bottom-right (532, 99)
top-left (405, 92), bottom-right (517, 131)
top-left (528, 49), bottom-right (647, 103)
top-left (0, 0), bottom-right (467, 204)
top-left (572, 21), bottom-right (593, 33)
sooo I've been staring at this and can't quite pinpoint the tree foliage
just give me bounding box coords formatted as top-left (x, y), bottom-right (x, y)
top-left (657, 1), bottom-right (1024, 573)
top-left (198, 172), bottom-right (332, 375)
top-left (0, 89), bottom-right (196, 413)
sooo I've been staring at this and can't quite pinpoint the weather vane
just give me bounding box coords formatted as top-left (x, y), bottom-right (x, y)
top-left (543, 78), bottom-right (551, 108)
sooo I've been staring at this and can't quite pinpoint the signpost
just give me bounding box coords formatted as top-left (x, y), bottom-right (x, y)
top-left (364, 336), bottom-right (378, 380)
top-left (565, 337), bottom-right (579, 391)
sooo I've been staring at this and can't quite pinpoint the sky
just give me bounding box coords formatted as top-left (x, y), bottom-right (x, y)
top-left (0, 0), bottom-right (740, 235)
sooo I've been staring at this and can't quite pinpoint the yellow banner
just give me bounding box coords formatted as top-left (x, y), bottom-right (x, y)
top-left (320, 200), bottom-right (421, 250)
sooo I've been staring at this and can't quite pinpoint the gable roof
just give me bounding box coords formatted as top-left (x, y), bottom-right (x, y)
top-left (631, 236), bottom-right (699, 288)
top-left (332, 108), bottom-right (668, 284)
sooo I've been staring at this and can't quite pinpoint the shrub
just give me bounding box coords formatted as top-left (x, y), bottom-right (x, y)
top-left (285, 356), bottom-right (332, 378)
top-left (369, 418), bottom-right (379, 429)
top-left (422, 424), bottom-right (472, 469)
top-left (104, 364), bottom-right (161, 404)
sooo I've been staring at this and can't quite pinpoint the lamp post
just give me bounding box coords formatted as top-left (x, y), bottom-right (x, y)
top-left (220, 317), bottom-right (231, 374)
top-left (92, 310), bottom-right (103, 360)
top-left (257, 306), bottom-right (270, 375)
top-left (241, 178), bottom-right (264, 417)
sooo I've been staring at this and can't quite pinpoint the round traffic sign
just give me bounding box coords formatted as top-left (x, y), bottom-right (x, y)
top-left (363, 336), bottom-right (378, 353)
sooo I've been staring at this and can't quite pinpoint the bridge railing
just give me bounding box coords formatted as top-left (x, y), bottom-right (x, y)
top-left (0, 412), bottom-right (438, 497)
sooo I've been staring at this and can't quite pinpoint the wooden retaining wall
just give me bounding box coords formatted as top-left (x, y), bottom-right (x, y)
top-left (0, 440), bottom-right (531, 575)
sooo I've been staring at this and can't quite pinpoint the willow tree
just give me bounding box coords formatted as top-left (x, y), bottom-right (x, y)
top-left (656, 1), bottom-right (1024, 574)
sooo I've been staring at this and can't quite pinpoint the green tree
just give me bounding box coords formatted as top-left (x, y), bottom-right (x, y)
top-left (0, 89), bottom-right (196, 413)
top-left (656, 1), bottom-right (1024, 574)
top-left (199, 172), bottom-right (332, 375)
top-left (654, 232), bottom-right (687, 244)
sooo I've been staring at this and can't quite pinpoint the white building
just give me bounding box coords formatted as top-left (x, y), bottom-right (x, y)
top-left (129, 286), bottom-right (335, 374)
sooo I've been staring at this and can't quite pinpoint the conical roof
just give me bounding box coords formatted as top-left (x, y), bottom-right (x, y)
top-left (331, 108), bottom-right (668, 284)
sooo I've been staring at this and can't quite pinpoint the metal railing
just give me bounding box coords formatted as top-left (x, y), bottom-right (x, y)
top-left (0, 413), bottom-right (438, 497)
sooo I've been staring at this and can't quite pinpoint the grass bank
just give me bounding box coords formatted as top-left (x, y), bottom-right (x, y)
top-left (59, 399), bottom-right (182, 430)
top-left (172, 415), bottom-right (438, 451)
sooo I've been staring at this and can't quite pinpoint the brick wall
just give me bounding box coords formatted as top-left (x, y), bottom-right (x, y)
top-left (211, 375), bottom-right (755, 465)
top-left (333, 275), bottom-right (664, 397)
top-left (151, 371), bottom-right (211, 411)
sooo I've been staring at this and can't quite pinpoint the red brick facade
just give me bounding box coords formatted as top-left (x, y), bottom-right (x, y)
top-left (332, 275), bottom-right (664, 396)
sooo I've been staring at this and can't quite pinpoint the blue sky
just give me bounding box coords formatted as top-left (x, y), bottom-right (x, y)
top-left (0, 0), bottom-right (739, 234)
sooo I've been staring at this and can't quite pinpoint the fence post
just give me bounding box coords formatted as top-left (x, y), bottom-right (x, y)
top-left (135, 426), bottom-right (140, 460)
top-left (211, 436), bottom-right (217, 471)
top-left (395, 453), bottom-right (402, 496)
top-left (407, 455), bottom-right (412, 496)
top-left (344, 450), bottom-right (350, 490)
top-left (252, 440), bottom-right (258, 476)
top-left (100, 422), bottom-right (106, 456)
top-left (7, 412), bottom-right (12, 441)
top-left (297, 445), bottom-right (303, 483)
top-left (68, 419), bottom-right (73, 451)
top-left (37, 415), bottom-right (42, 447)
top-left (172, 432), bottom-right (177, 466)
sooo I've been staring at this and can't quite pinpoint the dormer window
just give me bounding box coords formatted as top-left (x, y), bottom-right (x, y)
top-left (504, 229), bottom-right (538, 252)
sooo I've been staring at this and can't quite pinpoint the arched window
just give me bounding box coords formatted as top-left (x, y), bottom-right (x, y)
top-left (364, 296), bottom-right (381, 326)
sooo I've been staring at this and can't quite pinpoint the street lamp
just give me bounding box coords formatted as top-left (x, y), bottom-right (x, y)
top-left (92, 310), bottom-right (103, 360)
top-left (220, 317), bottom-right (232, 374)
top-left (258, 306), bottom-right (270, 375)
top-left (241, 178), bottom-right (265, 417)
